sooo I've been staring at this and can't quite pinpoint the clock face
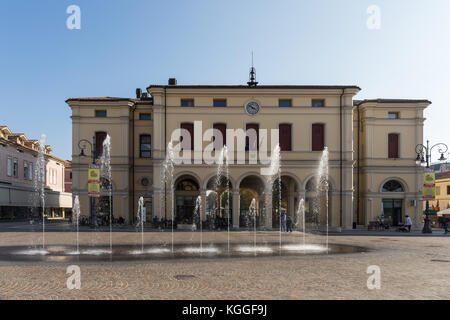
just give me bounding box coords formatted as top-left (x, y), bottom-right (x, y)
top-left (246, 101), bottom-right (260, 115)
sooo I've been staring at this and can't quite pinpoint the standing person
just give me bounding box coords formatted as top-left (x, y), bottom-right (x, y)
top-left (443, 217), bottom-right (449, 235)
top-left (404, 215), bottom-right (413, 232)
top-left (281, 213), bottom-right (287, 232)
top-left (286, 215), bottom-right (293, 232)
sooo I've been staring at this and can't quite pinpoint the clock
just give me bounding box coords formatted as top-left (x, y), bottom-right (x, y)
top-left (245, 101), bottom-right (260, 115)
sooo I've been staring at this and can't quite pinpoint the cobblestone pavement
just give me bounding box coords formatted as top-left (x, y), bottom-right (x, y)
top-left (0, 225), bottom-right (449, 300)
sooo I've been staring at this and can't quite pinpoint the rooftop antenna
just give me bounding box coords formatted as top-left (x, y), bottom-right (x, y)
top-left (247, 51), bottom-right (258, 87)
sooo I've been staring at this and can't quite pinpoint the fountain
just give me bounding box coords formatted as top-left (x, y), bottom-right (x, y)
top-left (136, 196), bottom-right (145, 254)
top-left (214, 146), bottom-right (230, 252)
top-left (296, 198), bottom-right (306, 248)
top-left (99, 134), bottom-right (112, 254)
top-left (194, 195), bottom-right (202, 252)
top-left (162, 141), bottom-right (175, 251)
top-left (249, 198), bottom-right (257, 253)
top-left (264, 144), bottom-right (281, 249)
top-left (33, 134), bottom-right (47, 253)
top-left (317, 147), bottom-right (329, 250)
top-left (73, 195), bottom-right (81, 254)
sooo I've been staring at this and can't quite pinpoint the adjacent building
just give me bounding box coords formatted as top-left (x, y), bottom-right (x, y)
top-left (67, 77), bottom-right (430, 229)
top-left (0, 126), bottom-right (72, 220)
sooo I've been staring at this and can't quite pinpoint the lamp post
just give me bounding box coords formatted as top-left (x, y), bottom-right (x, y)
top-left (78, 137), bottom-right (98, 227)
top-left (415, 140), bottom-right (448, 233)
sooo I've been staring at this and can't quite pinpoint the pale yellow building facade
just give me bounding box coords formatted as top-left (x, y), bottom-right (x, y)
top-left (66, 79), bottom-right (430, 230)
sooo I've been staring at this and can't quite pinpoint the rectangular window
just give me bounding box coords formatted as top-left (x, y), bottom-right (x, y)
top-left (13, 158), bottom-right (18, 178)
top-left (24, 161), bottom-right (28, 180)
top-left (388, 112), bottom-right (399, 119)
top-left (95, 132), bottom-right (107, 157)
top-left (436, 186), bottom-right (441, 196)
top-left (140, 135), bottom-right (152, 158)
top-left (181, 99), bottom-right (194, 107)
top-left (312, 99), bottom-right (325, 108)
top-left (213, 99), bottom-right (227, 107)
top-left (312, 123), bottom-right (325, 151)
top-left (388, 133), bottom-right (399, 158)
top-left (29, 162), bottom-right (33, 180)
top-left (95, 110), bottom-right (107, 117)
top-left (7, 157), bottom-right (12, 176)
top-left (139, 113), bottom-right (151, 120)
top-left (245, 123), bottom-right (259, 151)
top-left (279, 123), bottom-right (292, 151)
top-left (278, 99), bottom-right (292, 107)
top-left (180, 123), bottom-right (194, 150)
top-left (447, 186), bottom-right (450, 195)
top-left (213, 123), bottom-right (227, 150)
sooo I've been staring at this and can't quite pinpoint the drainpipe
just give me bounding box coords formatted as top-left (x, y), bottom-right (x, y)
top-left (357, 103), bottom-right (361, 225)
top-left (164, 87), bottom-right (167, 220)
top-left (131, 102), bottom-right (136, 224)
top-left (340, 89), bottom-right (344, 227)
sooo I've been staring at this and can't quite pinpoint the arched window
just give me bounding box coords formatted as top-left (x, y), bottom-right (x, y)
top-left (382, 180), bottom-right (404, 192)
top-left (176, 178), bottom-right (199, 191)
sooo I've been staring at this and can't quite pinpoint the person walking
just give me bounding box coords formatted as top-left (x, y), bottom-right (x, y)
top-left (286, 215), bottom-right (293, 233)
top-left (404, 215), bottom-right (412, 232)
top-left (281, 213), bottom-right (287, 232)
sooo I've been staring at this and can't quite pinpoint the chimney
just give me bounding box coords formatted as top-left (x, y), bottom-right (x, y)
top-left (136, 88), bottom-right (142, 99)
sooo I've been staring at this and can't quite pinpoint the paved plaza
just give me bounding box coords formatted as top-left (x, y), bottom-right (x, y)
top-left (0, 222), bottom-right (449, 300)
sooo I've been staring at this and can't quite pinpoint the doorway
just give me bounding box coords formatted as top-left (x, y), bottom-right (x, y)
top-left (382, 199), bottom-right (403, 226)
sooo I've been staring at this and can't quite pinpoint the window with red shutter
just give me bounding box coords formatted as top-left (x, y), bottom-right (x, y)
top-left (388, 133), bottom-right (399, 158)
top-left (279, 123), bottom-right (292, 151)
top-left (180, 123), bottom-right (194, 150)
top-left (213, 123), bottom-right (226, 150)
top-left (311, 124), bottom-right (324, 151)
top-left (246, 123), bottom-right (259, 151)
top-left (95, 131), bottom-right (107, 157)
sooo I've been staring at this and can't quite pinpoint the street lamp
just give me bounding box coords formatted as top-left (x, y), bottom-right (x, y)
top-left (78, 137), bottom-right (98, 227)
top-left (415, 140), bottom-right (448, 233)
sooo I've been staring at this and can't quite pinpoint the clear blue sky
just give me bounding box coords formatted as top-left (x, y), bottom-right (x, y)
top-left (1, 0), bottom-right (449, 161)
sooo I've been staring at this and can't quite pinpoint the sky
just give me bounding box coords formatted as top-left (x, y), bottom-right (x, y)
top-left (1, 0), bottom-right (449, 161)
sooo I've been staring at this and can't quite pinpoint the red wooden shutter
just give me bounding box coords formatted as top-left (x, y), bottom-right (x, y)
top-left (95, 131), bottom-right (107, 156)
top-left (311, 124), bottom-right (324, 151)
top-left (180, 123), bottom-right (194, 150)
top-left (279, 124), bottom-right (292, 151)
top-left (246, 123), bottom-right (259, 151)
top-left (388, 134), bottom-right (399, 158)
top-left (213, 123), bottom-right (226, 150)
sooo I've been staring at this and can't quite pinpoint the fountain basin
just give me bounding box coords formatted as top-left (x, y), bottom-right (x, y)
top-left (0, 242), bottom-right (368, 263)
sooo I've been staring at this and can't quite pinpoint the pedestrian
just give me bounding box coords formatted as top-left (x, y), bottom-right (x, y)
top-left (444, 218), bottom-right (449, 235)
top-left (404, 215), bottom-right (412, 232)
top-left (281, 213), bottom-right (287, 232)
top-left (286, 215), bottom-right (293, 232)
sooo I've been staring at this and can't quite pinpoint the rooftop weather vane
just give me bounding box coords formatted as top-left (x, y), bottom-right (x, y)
top-left (247, 51), bottom-right (258, 87)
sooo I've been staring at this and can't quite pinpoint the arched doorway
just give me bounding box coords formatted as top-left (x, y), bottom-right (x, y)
top-left (272, 175), bottom-right (299, 228)
top-left (205, 175), bottom-right (233, 229)
top-left (239, 175), bottom-right (265, 228)
top-left (175, 175), bottom-right (200, 224)
top-left (304, 176), bottom-right (332, 229)
top-left (381, 180), bottom-right (405, 226)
